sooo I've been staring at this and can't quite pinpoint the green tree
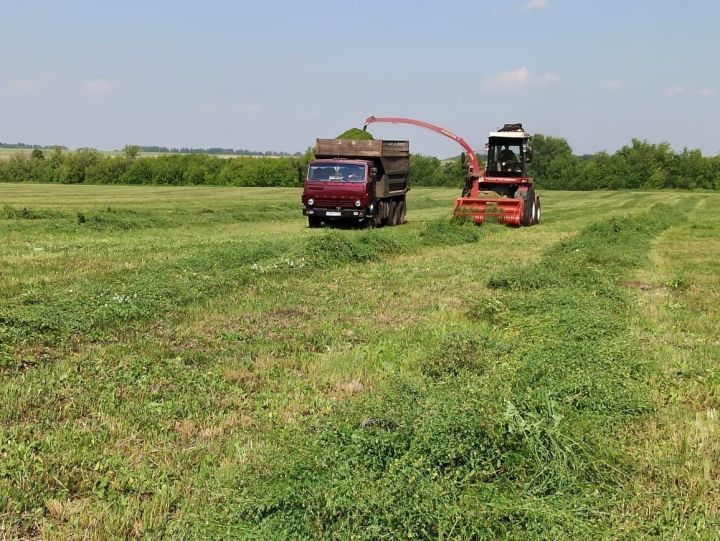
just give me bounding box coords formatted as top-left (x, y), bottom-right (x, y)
top-left (529, 134), bottom-right (575, 187)
top-left (123, 145), bottom-right (140, 161)
top-left (409, 155), bottom-right (444, 186)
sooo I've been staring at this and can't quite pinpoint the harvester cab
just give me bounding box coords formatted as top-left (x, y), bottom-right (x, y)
top-left (486, 124), bottom-right (532, 177)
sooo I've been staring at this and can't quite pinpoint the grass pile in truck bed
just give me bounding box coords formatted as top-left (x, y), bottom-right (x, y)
top-left (336, 127), bottom-right (374, 140)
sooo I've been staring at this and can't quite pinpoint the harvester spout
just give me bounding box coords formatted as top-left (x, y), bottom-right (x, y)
top-left (362, 116), bottom-right (481, 177)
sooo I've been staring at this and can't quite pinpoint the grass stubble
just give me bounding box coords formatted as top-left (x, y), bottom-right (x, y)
top-left (0, 184), bottom-right (717, 539)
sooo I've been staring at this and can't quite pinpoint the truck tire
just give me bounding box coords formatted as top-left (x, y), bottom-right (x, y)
top-left (391, 200), bottom-right (403, 226)
top-left (398, 198), bottom-right (407, 225)
top-left (376, 200), bottom-right (386, 226)
top-left (308, 216), bottom-right (322, 228)
top-left (388, 200), bottom-right (398, 226)
top-left (372, 205), bottom-right (383, 228)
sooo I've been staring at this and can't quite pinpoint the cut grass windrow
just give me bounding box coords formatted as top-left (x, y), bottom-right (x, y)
top-left (0, 219), bottom-right (486, 369)
top-left (173, 204), bottom-right (693, 539)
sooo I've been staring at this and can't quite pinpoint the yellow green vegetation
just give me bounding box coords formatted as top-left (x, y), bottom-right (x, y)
top-left (336, 128), bottom-right (374, 140)
top-left (0, 184), bottom-right (718, 539)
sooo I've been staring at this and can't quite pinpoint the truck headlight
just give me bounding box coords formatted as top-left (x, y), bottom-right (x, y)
top-left (308, 198), bottom-right (314, 206)
top-left (355, 200), bottom-right (361, 207)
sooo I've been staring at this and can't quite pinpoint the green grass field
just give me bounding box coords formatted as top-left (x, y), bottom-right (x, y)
top-left (1, 184), bottom-right (718, 539)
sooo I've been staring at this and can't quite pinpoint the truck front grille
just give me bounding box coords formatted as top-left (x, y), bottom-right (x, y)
top-left (314, 197), bottom-right (358, 208)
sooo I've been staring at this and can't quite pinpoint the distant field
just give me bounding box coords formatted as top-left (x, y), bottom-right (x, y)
top-left (1, 185), bottom-right (718, 539)
top-left (0, 148), bottom-right (285, 160)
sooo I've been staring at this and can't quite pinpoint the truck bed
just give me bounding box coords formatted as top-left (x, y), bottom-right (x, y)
top-left (314, 139), bottom-right (409, 159)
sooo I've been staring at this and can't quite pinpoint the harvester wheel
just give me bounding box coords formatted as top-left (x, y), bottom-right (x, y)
top-left (521, 190), bottom-right (535, 227)
top-left (308, 216), bottom-right (322, 228)
top-left (389, 200), bottom-right (398, 226)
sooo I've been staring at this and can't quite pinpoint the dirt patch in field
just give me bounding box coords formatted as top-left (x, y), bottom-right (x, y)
top-left (266, 308), bottom-right (308, 328)
top-left (174, 419), bottom-right (199, 441)
top-left (223, 367), bottom-right (261, 389)
top-left (200, 414), bottom-right (255, 439)
top-left (174, 413), bottom-right (255, 442)
top-left (282, 402), bottom-right (315, 425)
top-left (332, 378), bottom-right (365, 396)
top-left (624, 280), bottom-right (666, 291)
top-left (45, 497), bottom-right (90, 523)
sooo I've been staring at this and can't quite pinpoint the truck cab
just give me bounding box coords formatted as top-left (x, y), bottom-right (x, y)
top-left (302, 138), bottom-right (410, 228)
top-left (302, 159), bottom-right (375, 225)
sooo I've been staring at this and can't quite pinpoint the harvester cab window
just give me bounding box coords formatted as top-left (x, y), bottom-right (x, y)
top-left (488, 140), bottom-right (524, 175)
top-left (499, 145), bottom-right (517, 163)
top-left (308, 163), bottom-right (366, 182)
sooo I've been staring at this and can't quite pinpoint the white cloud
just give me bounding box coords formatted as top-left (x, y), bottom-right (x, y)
top-left (601, 80), bottom-right (624, 91)
top-left (665, 85), bottom-right (715, 98)
top-left (537, 73), bottom-right (560, 87)
top-left (484, 67), bottom-right (559, 90)
top-left (521, 0), bottom-right (548, 11)
top-left (665, 85), bottom-right (689, 96)
top-left (485, 67), bottom-right (530, 90)
top-left (6, 77), bottom-right (47, 95)
top-left (85, 78), bottom-right (112, 97)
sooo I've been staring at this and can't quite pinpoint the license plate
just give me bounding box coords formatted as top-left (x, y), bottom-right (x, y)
top-left (325, 211), bottom-right (341, 217)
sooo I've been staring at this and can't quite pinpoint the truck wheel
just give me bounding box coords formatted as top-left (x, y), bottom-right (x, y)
top-left (398, 199), bottom-right (407, 224)
top-left (377, 201), bottom-right (386, 226)
top-left (392, 200), bottom-right (405, 225)
top-left (389, 200), bottom-right (398, 226)
top-left (308, 216), bottom-right (322, 228)
top-left (372, 202), bottom-right (382, 227)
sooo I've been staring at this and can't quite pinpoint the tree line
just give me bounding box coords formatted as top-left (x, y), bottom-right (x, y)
top-left (0, 138), bottom-right (717, 190)
top-left (0, 143), bottom-right (68, 150)
top-left (136, 146), bottom-right (299, 156)
top-left (0, 142), bottom-right (294, 156)
top-left (531, 135), bottom-right (720, 190)
top-left (0, 147), bottom-right (305, 187)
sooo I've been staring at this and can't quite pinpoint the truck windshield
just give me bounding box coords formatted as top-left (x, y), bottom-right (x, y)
top-left (308, 163), bottom-right (366, 182)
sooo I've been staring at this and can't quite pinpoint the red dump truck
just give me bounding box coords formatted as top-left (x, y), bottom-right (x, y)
top-left (301, 138), bottom-right (410, 228)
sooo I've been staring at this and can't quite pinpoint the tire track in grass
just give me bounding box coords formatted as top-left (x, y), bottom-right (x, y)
top-left (180, 203), bottom-right (695, 539)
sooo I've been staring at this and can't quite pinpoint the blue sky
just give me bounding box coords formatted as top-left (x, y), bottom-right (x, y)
top-left (1, 0), bottom-right (719, 157)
